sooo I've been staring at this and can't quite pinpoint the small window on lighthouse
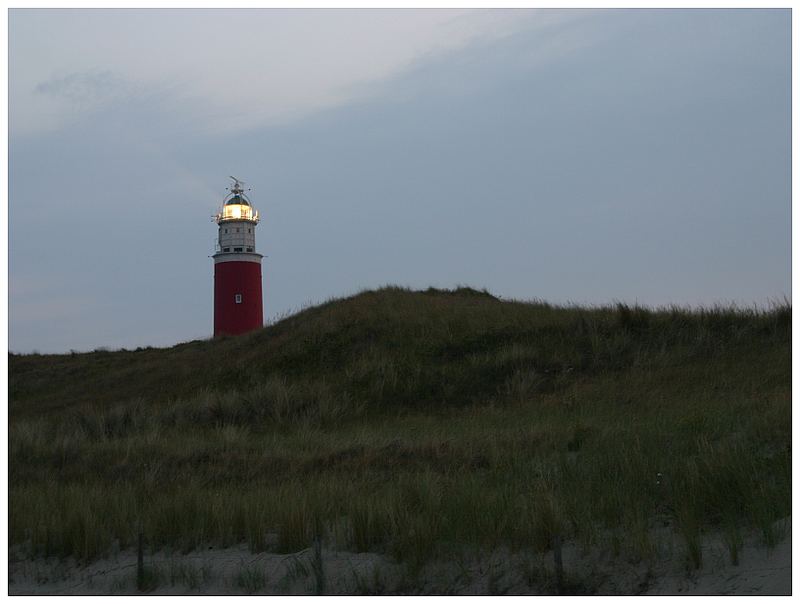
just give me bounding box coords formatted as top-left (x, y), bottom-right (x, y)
top-left (235, 294), bottom-right (242, 304)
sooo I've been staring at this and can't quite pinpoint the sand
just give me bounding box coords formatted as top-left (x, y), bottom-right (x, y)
top-left (8, 519), bottom-right (790, 595)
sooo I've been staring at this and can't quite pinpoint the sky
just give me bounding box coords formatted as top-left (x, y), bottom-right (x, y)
top-left (8, 8), bottom-right (791, 353)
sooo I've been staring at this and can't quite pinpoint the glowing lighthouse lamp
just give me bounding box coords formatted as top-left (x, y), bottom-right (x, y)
top-left (212, 177), bottom-right (264, 336)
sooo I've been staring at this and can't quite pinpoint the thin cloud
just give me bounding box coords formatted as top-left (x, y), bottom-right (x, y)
top-left (11, 9), bottom-right (578, 138)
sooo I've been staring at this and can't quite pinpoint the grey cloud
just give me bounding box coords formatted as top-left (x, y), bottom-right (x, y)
top-left (34, 70), bottom-right (125, 104)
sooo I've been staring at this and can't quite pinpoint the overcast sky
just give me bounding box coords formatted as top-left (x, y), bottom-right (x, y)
top-left (9, 8), bottom-right (791, 353)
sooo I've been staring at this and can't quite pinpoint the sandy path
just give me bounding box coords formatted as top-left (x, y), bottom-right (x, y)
top-left (646, 533), bottom-right (791, 595)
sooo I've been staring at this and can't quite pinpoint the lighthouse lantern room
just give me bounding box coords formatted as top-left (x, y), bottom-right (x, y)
top-left (213, 177), bottom-right (264, 336)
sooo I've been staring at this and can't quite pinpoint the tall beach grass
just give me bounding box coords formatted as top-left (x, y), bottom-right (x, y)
top-left (10, 287), bottom-right (790, 570)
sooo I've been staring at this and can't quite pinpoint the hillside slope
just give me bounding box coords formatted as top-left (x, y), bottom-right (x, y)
top-left (9, 287), bottom-right (791, 592)
top-left (10, 286), bottom-right (789, 418)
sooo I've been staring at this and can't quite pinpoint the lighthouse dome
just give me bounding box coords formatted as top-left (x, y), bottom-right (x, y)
top-left (226, 194), bottom-right (250, 207)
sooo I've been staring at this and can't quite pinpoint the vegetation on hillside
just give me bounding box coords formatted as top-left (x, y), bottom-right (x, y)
top-left (9, 287), bottom-right (791, 579)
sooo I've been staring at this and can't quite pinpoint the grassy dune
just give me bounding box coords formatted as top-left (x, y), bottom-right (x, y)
top-left (9, 287), bottom-right (791, 575)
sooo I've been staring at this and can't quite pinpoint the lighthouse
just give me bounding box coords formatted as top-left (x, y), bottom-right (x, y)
top-left (213, 177), bottom-right (264, 336)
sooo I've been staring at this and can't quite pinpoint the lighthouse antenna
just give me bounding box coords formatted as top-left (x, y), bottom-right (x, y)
top-left (229, 175), bottom-right (246, 194)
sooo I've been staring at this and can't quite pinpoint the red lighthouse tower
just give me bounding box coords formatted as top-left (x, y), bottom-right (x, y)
top-left (213, 177), bottom-right (263, 337)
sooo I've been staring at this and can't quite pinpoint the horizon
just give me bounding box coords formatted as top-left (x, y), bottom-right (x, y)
top-left (8, 284), bottom-right (791, 356)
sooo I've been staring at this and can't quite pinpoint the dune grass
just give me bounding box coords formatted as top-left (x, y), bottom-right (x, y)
top-left (9, 287), bottom-right (791, 571)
